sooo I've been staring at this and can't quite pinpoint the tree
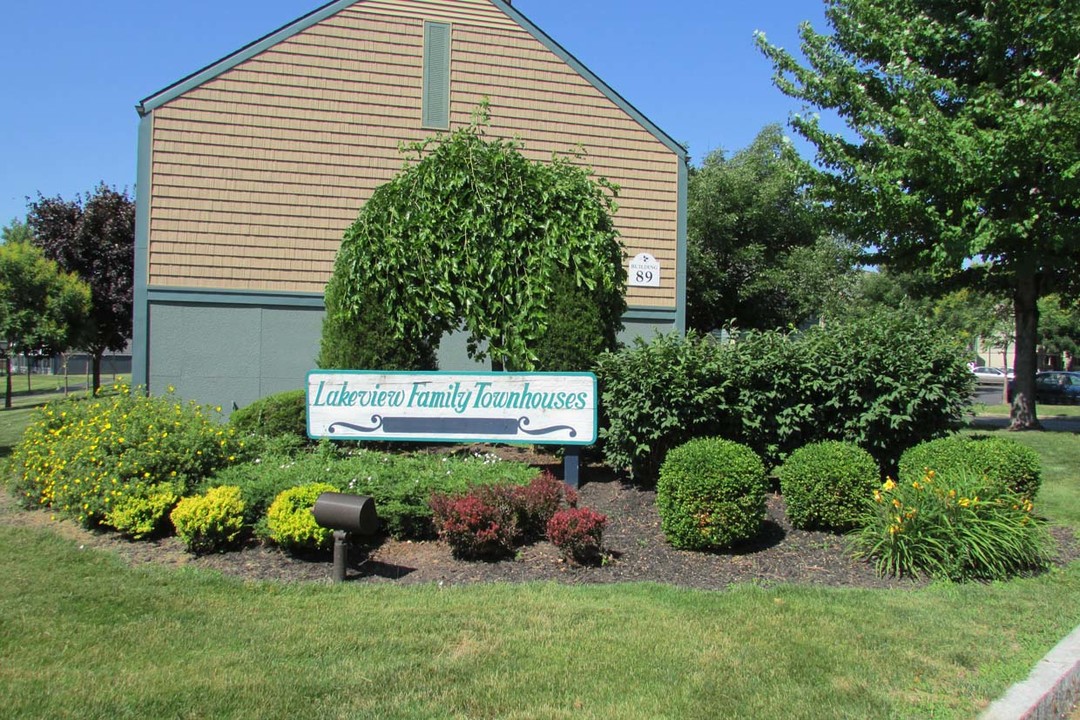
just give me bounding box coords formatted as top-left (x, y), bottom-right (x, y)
top-left (1038, 294), bottom-right (1080, 365)
top-left (686, 124), bottom-right (858, 332)
top-left (322, 107), bottom-right (625, 371)
top-left (0, 238), bottom-right (91, 408)
top-left (26, 184), bottom-right (135, 392)
top-left (2, 219), bottom-right (34, 245)
top-left (757, 0), bottom-right (1080, 429)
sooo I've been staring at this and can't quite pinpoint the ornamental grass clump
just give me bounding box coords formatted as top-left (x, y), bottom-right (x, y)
top-left (8, 385), bottom-right (244, 529)
top-left (778, 441), bottom-right (880, 531)
top-left (852, 469), bottom-right (1052, 581)
top-left (657, 437), bottom-right (768, 550)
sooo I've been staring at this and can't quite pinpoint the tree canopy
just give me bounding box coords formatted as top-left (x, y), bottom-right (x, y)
top-left (26, 184), bottom-right (135, 392)
top-left (757, 0), bottom-right (1080, 428)
top-left (0, 237), bottom-right (90, 407)
top-left (686, 124), bottom-right (858, 332)
top-left (321, 109), bottom-right (625, 372)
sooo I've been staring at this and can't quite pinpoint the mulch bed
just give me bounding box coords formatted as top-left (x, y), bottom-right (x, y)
top-left (2, 445), bottom-right (1077, 591)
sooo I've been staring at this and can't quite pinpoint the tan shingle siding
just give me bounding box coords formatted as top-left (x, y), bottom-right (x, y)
top-left (148, 0), bottom-right (681, 305)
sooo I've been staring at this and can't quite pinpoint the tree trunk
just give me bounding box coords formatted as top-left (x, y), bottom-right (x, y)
top-left (1009, 269), bottom-right (1041, 430)
top-left (25, 353), bottom-right (31, 394)
top-left (4, 356), bottom-right (11, 410)
top-left (91, 350), bottom-right (103, 395)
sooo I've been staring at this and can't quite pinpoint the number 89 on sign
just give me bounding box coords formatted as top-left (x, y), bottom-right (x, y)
top-left (628, 252), bottom-right (661, 287)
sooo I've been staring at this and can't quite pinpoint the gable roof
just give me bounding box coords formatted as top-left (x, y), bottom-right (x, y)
top-left (135, 0), bottom-right (686, 159)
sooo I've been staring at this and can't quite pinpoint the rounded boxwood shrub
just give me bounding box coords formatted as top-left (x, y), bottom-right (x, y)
top-left (171, 485), bottom-right (247, 554)
top-left (230, 389), bottom-right (308, 441)
top-left (266, 482), bottom-right (338, 552)
top-left (656, 438), bottom-right (767, 550)
top-left (899, 435), bottom-right (1041, 500)
top-left (778, 441), bottom-right (879, 531)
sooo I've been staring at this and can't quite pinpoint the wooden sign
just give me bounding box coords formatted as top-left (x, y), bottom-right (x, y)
top-left (307, 371), bottom-right (597, 445)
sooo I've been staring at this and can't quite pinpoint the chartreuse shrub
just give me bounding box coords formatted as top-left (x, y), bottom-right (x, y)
top-left (8, 385), bottom-right (244, 530)
top-left (205, 445), bottom-right (538, 539)
top-left (852, 469), bottom-right (1052, 580)
top-left (266, 482), bottom-right (338, 552)
top-left (778, 441), bottom-right (880, 531)
top-left (105, 483), bottom-right (181, 539)
top-left (656, 438), bottom-right (767, 550)
top-left (229, 390), bottom-right (308, 442)
top-left (171, 486), bottom-right (246, 554)
top-left (899, 435), bottom-right (1042, 500)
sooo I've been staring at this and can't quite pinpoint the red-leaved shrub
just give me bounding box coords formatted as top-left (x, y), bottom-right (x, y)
top-left (429, 491), bottom-right (517, 559)
top-left (512, 471), bottom-right (578, 541)
top-left (547, 507), bottom-right (607, 564)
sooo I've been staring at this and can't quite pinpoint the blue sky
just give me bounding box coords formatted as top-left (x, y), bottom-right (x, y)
top-left (0, 0), bottom-right (829, 227)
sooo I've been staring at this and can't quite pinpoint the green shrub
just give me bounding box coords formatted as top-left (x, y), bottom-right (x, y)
top-left (596, 309), bottom-right (972, 482)
top-left (778, 441), bottom-right (880, 531)
top-left (266, 482), bottom-right (338, 552)
top-left (852, 469), bottom-right (1052, 580)
top-left (230, 390), bottom-right (308, 442)
top-left (596, 332), bottom-right (730, 482)
top-left (206, 446), bottom-right (538, 540)
top-left (798, 310), bottom-right (973, 474)
top-left (899, 435), bottom-right (1042, 500)
top-left (8, 385), bottom-right (245, 528)
top-left (104, 483), bottom-right (180, 539)
top-left (533, 272), bottom-right (622, 372)
top-left (656, 438), bottom-right (768, 550)
top-left (171, 486), bottom-right (247, 554)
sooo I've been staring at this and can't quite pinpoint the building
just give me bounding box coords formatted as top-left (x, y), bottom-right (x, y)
top-left (132, 0), bottom-right (687, 412)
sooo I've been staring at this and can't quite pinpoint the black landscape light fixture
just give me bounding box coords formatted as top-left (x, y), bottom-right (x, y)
top-left (312, 493), bottom-right (378, 582)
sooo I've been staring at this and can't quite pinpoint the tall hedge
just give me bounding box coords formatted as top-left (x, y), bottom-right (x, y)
top-left (596, 309), bottom-right (973, 482)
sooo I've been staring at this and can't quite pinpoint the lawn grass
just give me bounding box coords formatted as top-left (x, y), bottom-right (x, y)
top-left (1, 520), bottom-right (1078, 720)
top-left (0, 389), bottom-right (1077, 718)
top-left (970, 402), bottom-right (1080, 418)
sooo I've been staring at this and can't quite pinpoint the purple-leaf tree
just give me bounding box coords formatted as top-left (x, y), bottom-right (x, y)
top-left (27, 184), bottom-right (134, 393)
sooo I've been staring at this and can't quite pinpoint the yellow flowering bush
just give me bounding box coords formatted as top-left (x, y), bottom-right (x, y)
top-left (852, 468), bottom-right (1051, 580)
top-left (8, 385), bottom-right (244, 530)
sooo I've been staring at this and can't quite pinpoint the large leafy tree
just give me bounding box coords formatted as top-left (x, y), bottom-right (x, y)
top-left (687, 124), bottom-right (857, 332)
top-left (26, 184), bottom-right (135, 392)
top-left (322, 108), bottom-right (625, 371)
top-left (757, 0), bottom-right (1080, 429)
top-left (0, 238), bottom-right (91, 408)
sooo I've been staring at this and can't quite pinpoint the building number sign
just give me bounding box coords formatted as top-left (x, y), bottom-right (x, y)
top-left (628, 252), bottom-right (661, 287)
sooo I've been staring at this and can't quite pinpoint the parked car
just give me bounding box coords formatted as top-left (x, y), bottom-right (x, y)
top-left (1007, 371), bottom-right (1080, 405)
top-left (971, 366), bottom-right (1012, 381)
